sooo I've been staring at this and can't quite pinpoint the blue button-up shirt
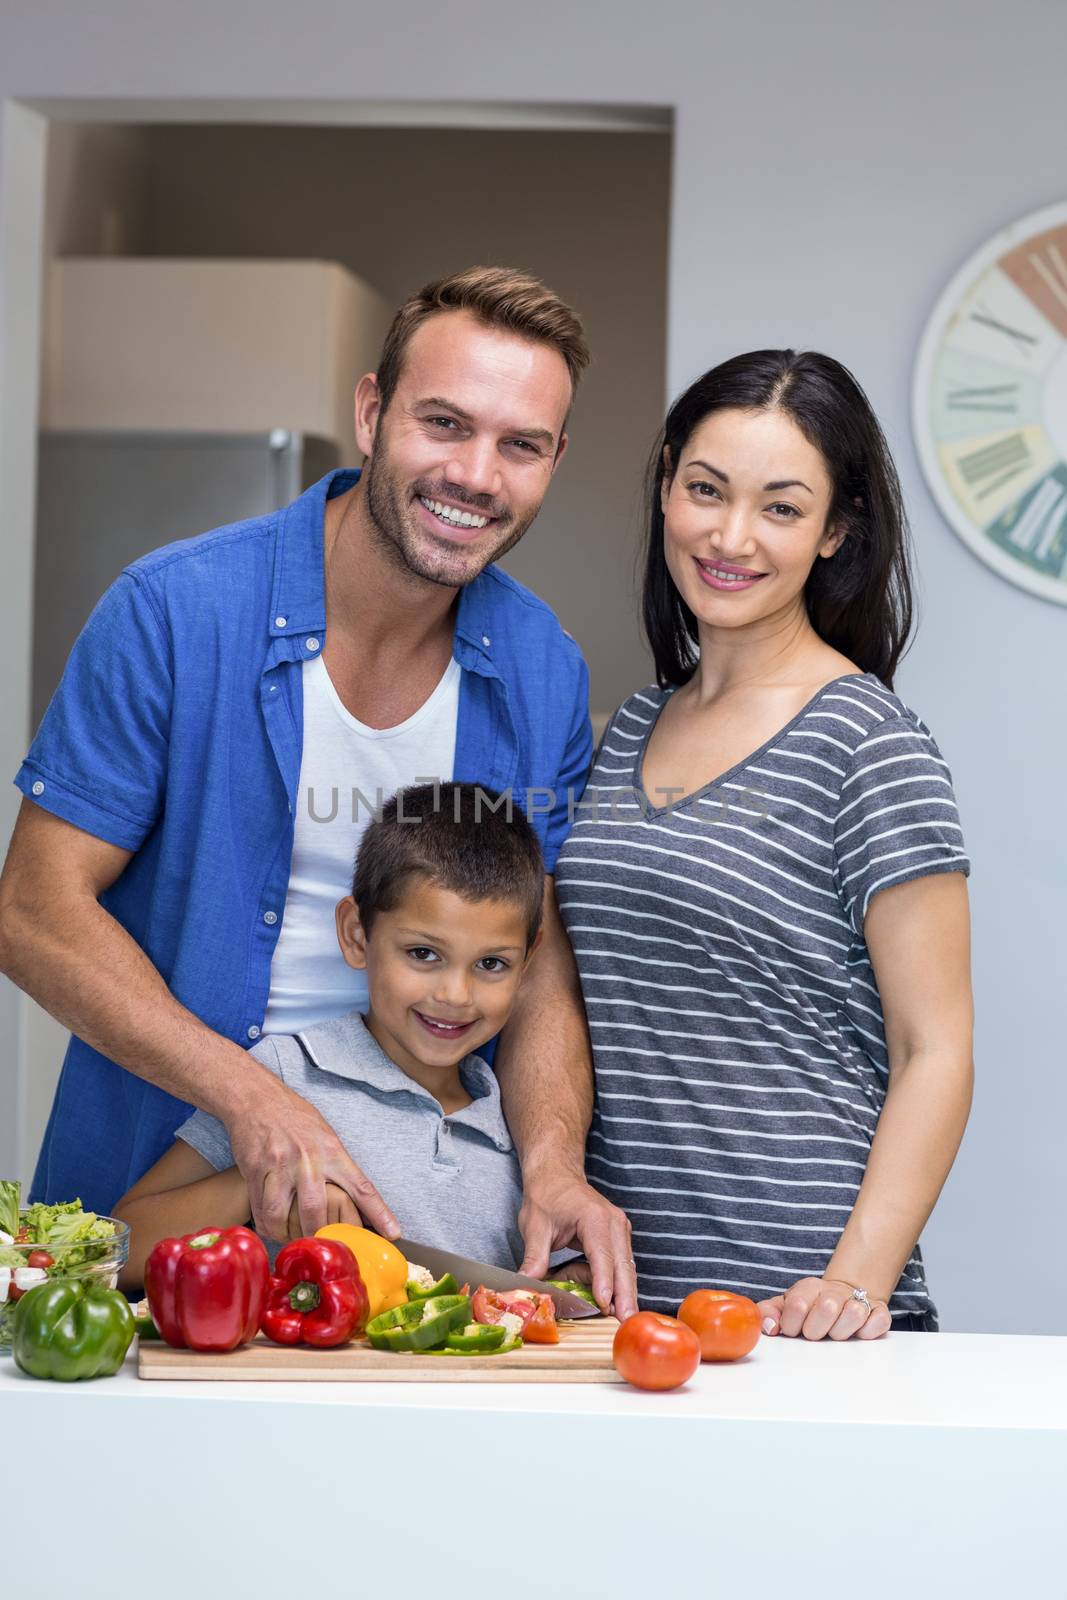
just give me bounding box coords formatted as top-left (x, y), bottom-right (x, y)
top-left (16, 470), bottom-right (592, 1212)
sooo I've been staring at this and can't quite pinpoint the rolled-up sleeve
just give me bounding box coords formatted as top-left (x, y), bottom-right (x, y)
top-left (14, 572), bottom-right (173, 851)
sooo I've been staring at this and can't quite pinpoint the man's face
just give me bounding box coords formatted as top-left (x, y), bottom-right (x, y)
top-left (356, 310), bottom-right (573, 588)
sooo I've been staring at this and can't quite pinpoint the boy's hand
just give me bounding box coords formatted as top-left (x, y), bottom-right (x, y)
top-left (227, 1075), bottom-right (400, 1242)
top-left (286, 1183), bottom-right (364, 1240)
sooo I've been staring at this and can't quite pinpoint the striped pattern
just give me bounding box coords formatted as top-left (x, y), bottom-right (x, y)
top-left (555, 673), bottom-right (969, 1323)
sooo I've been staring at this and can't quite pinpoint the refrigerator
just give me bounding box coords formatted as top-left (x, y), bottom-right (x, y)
top-left (32, 429), bottom-right (339, 731)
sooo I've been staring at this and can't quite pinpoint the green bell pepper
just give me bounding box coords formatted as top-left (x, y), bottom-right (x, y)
top-left (13, 1278), bottom-right (135, 1381)
top-left (406, 1272), bottom-right (460, 1302)
top-left (365, 1293), bottom-right (470, 1351)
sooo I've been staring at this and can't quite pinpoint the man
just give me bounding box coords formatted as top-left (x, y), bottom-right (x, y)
top-left (0, 265), bottom-right (636, 1315)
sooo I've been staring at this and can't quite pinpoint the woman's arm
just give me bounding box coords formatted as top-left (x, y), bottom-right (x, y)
top-left (113, 1141), bottom-right (252, 1291)
top-left (762, 870), bottom-right (974, 1339)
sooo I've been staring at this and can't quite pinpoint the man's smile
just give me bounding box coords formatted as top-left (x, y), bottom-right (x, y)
top-left (418, 495), bottom-right (492, 530)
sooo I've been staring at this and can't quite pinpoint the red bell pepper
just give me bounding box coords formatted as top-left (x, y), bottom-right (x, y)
top-left (261, 1237), bottom-right (369, 1348)
top-left (145, 1225), bottom-right (268, 1352)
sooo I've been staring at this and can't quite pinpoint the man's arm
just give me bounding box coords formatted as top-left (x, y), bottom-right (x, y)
top-left (494, 875), bottom-right (637, 1319)
top-left (114, 1137), bottom-right (365, 1289)
top-left (0, 800), bottom-right (397, 1240)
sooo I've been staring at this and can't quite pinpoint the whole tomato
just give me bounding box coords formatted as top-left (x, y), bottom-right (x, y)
top-left (678, 1289), bottom-right (761, 1362)
top-left (613, 1311), bottom-right (701, 1391)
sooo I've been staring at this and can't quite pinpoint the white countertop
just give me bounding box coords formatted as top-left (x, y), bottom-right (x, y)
top-left (6, 1332), bottom-right (1065, 1600)
top-left (4, 1329), bottom-right (1064, 1428)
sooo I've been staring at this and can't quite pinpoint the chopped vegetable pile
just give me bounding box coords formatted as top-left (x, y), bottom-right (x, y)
top-left (359, 1269), bottom-right (561, 1355)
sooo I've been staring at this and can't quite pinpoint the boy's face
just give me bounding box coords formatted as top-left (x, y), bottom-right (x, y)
top-left (335, 878), bottom-right (540, 1078)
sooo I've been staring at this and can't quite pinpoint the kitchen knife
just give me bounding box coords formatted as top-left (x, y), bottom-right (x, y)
top-left (394, 1238), bottom-right (601, 1319)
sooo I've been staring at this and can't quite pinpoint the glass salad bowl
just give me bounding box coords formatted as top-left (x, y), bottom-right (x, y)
top-left (0, 1213), bottom-right (130, 1350)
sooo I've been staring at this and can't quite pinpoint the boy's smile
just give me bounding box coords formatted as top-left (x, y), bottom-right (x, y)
top-left (335, 878), bottom-right (538, 1109)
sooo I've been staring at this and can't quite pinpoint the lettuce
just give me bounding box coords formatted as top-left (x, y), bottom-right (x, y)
top-left (0, 1179), bottom-right (19, 1238)
top-left (12, 1196), bottom-right (117, 1269)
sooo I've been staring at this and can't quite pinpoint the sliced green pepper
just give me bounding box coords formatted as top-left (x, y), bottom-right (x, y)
top-left (134, 1310), bottom-right (162, 1341)
top-left (546, 1279), bottom-right (598, 1307)
top-left (444, 1322), bottom-right (508, 1352)
top-left (430, 1335), bottom-right (523, 1357)
top-left (365, 1293), bottom-right (470, 1352)
top-left (406, 1272), bottom-right (459, 1302)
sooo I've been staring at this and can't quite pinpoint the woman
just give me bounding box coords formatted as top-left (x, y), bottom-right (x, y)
top-left (555, 351), bottom-right (973, 1338)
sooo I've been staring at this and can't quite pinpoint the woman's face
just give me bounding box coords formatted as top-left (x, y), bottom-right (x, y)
top-left (661, 406), bottom-right (844, 631)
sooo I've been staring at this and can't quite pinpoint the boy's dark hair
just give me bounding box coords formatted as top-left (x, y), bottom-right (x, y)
top-left (353, 783), bottom-right (545, 948)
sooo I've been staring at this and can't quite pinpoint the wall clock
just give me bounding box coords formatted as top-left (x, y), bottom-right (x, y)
top-left (912, 198), bottom-right (1067, 604)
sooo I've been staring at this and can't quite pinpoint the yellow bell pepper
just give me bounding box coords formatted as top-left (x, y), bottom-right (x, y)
top-left (314, 1224), bottom-right (409, 1319)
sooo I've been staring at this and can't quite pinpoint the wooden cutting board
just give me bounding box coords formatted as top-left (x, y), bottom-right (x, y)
top-left (138, 1317), bottom-right (623, 1383)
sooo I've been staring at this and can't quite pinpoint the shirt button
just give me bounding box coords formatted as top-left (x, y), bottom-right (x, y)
top-left (263, 910), bottom-right (278, 926)
top-left (31, 781), bottom-right (45, 796)
top-left (269, 685), bottom-right (278, 695)
top-left (275, 616), bottom-right (287, 629)
top-left (247, 1025), bottom-right (261, 1040)
top-left (306, 637), bottom-right (320, 652)
top-left (482, 634), bottom-right (491, 648)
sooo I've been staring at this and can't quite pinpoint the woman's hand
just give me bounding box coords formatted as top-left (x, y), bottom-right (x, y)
top-left (757, 1276), bottom-right (892, 1340)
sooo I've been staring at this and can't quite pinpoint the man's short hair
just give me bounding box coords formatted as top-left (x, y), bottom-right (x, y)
top-left (375, 265), bottom-right (590, 415)
top-left (353, 782), bottom-right (545, 948)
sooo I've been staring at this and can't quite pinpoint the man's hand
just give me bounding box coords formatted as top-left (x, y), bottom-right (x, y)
top-left (757, 1277), bottom-right (892, 1341)
top-left (227, 1078), bottom-right (400, 1242)
top-left (517, 1168), bottom-right (638, 1321)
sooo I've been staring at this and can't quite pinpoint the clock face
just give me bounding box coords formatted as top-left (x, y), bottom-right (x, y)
top-left (913, 199), bottom-right (1067, 605)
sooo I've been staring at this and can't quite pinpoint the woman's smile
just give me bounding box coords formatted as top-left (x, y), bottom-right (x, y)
top-left (694, 556), bottom-right (769, 590)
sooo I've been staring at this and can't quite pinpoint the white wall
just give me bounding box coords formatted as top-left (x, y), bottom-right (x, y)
top-left (1, 0), bottom-right (1064, 1331)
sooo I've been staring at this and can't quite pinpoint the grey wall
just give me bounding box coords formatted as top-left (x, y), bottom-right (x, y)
top-left (1, 0), bottom-right (1065, 1332)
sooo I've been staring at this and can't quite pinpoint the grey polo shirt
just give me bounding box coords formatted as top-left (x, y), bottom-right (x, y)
top-left (176, 1009), bottom-right (524, 1269)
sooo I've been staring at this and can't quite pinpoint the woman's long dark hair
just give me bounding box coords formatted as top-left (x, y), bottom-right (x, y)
top-left (641, 350), bottom-right (914, 689)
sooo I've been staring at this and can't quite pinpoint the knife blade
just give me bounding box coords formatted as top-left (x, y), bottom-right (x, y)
top-left (394, 1238), bottom-right (601, 1319)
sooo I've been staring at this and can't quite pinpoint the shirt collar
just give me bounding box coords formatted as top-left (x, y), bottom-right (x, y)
top-left (295, 1010), bottom-right (513, 1152)
top-left (269, 467), bottom-right (500, 672)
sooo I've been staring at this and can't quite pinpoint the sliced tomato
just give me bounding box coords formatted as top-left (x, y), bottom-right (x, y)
top-left (470, 1286), bottom-right (536, 1329)
top-left (470, 1286), bottom-right (510, 1325)
top-left (520, 1294), bottom-right (559, 1345)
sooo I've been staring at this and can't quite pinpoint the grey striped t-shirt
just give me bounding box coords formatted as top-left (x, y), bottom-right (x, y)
top-left (555, 673), bottom-right (970, 1323)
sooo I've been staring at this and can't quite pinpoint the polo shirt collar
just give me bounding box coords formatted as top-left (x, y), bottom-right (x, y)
top-left (295, 1010), bottom-right (513, 1152)
top-left (269, 469), bottom-right (500, 670)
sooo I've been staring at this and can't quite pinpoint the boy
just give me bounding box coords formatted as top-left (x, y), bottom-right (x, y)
top-left (115, 783), bottom-right (545, 1289)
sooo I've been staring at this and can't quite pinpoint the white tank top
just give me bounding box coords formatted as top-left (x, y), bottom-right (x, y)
top-left (263, 652), bottom-right (461, 1036)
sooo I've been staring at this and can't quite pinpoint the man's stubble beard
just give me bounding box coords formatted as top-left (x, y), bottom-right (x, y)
top-left (363, 441), bottom-right (540, 590)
